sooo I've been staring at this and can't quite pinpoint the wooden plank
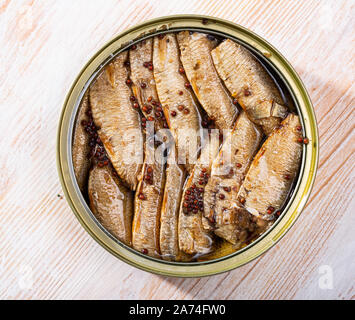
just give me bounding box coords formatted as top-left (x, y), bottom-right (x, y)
top-left (0, 0), bottom-right (354, 300)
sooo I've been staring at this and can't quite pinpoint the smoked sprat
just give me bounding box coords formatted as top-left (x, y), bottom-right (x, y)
top-left (72, 32), bottom-right (303, 262)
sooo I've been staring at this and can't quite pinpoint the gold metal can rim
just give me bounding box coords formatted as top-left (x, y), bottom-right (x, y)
top-left (57, 14), bottom-right (319, 277)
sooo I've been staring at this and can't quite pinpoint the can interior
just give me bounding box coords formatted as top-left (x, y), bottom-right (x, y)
top-left (67, 27), bottom-right (306, 266)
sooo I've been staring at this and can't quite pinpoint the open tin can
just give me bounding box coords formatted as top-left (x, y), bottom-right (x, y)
top-left (57, 15), bottom-right (318, 277)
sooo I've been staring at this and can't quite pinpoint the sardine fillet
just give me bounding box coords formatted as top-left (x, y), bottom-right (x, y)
top-left (132, 144), bottom-right (166, 258)
top-left (90, 51), bottom-right (143, 190)
top-left (153, 34), bottom-right (202, 170)
top-left (177, 31), bottom-right (237, 129)
top-left (72, 91), bottom-right (91, 192)
top-left (130, 38), bottom-right (166, 130)
top-left (88, 164), bottom-right (133, 246)
top-left (211, 39), bottom-right (288, 135)
top-left (237, 113), bottom-right (302, 220)
top-left (203, 112), bottom-right (263, 244)
top-left (160, 150), bottom-right (188, 261)
top-left (178, 133), bottom-right (220, 255)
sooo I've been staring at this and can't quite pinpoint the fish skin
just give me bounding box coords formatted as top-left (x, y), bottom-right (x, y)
top-left (130, 38), bottom-right (167, 130)
top-left (178, 133), bottom-right (220, 255)
top-left (237, 113), bottom-right (303, 220)
top-left (213, 209), bottom-right (269, 246)
top-left (177, 31), bottom-right (237, 129)
top-left (88, 164), bottom-right (134, 246)
top-left (159, 150), bottom-right (190, 261)
top-left (203, 112), bottom-right (263, 244)
top-left (211, 39), bottom-right (288, 135)
top-left (90, 51), bottom-right (143, 190)
top-left (72, 91), bottom-right (91, 192)
top-left (197, 218), bottom-right (272, 262)
top-left (132, 143), bottom-right (166, 258)
top-left (153, 33), bottom-right (202, 171)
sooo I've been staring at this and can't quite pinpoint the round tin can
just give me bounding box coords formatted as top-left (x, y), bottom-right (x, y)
top-left (57, 15), bottom-right (318, 277)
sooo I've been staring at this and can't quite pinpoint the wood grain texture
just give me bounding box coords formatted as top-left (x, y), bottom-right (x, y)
top-left (0, 0), bottom-right (354, 300)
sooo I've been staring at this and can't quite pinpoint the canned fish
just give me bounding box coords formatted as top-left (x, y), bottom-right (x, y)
top-left (57, 15), bottom-right (318, 277)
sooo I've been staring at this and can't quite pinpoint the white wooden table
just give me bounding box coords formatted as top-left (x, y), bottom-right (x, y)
top-left (0, 0), bottom-right (354, 300)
